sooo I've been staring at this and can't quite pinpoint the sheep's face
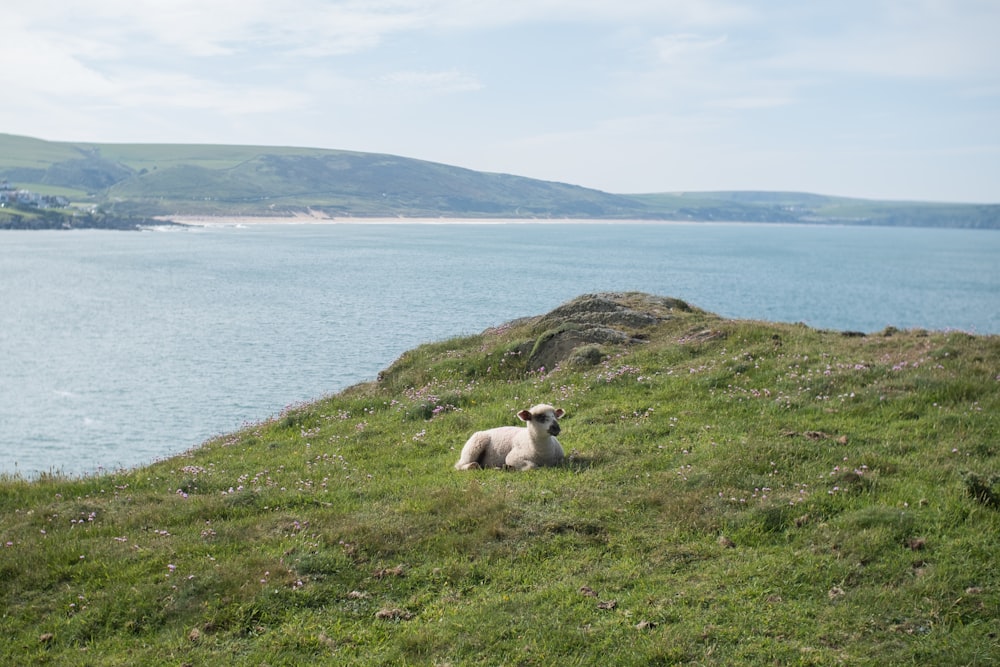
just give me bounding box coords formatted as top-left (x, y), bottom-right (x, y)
top-left (518, 405), bottom-right (565, 436)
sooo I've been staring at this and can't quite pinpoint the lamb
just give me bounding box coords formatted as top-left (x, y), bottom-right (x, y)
top-left (454, 404), bottom-right (565, 471)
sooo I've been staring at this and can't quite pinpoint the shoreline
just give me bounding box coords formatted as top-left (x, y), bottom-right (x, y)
top-left (158, 214), bottom-right (664, 226)
top-left (156, 215), bottom-right (807, 227)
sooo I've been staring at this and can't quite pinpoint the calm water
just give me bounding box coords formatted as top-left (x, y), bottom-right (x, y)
top-left (2, 222), bottom-right (997, 477)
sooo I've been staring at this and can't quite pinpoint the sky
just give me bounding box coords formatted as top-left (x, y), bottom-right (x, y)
top-left (3, 1), bottom-right (999, 203)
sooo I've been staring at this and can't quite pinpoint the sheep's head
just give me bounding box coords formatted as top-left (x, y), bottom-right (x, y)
top-left (518, 404), bottom-right (564, 436)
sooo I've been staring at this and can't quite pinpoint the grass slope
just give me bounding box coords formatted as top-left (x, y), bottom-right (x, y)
top-left (629, 192), bottom-right (1000, 229)
top-left (0, 134), bottom-right (645, 219)
top-left (2, 133), bottom-right (998, 226)
top-left (1, 293), bottom-right (997, 665)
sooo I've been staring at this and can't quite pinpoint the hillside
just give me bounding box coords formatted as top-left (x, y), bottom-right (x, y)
top-left (1, 133), bottom-right (997, 228)
top-left (1, 293), bottom-right (998, 665)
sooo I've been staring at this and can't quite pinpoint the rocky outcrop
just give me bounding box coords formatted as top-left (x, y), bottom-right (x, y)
top-left (518, 292), bottom-right (694, 371)
top-left (0, 210), bottom-right (178, 230)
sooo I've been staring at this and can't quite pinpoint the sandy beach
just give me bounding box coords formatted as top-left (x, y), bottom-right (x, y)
top-left (160, 212), bottom-right (354, 226)
top-left (157, 214), bottom-right (671, 226)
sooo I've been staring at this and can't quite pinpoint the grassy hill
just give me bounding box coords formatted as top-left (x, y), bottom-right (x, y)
top-left (2, 133), bottom-right (997, 227)
top-left (2, 293), bottom-right (998, 665)
top-left (632, 191), bottom-right (1000, 229)
top-left (0, 134), bottom-right (646, 220)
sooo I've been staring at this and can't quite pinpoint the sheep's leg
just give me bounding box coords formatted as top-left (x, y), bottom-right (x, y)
top-left (455, 433), bottom-right (492, 470)
top-left (505, 456), bottom-right (536, 471)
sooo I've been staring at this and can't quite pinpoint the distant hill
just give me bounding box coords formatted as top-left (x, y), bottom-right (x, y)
top-left (1, 133), bottom-right (997, 228)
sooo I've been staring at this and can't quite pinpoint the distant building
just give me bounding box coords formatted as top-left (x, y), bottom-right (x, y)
top-left (0, 180), bottom-right (70, 208)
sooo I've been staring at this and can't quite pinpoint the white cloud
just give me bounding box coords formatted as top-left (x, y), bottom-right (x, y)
top-left (8, 1), bottom-right (420, 61)
top-left (0, 16), bottom-right (116, 96)
top-left (652, 33), bottom-right (729, 64)
top-left (758, 1), bottom-right (1000, 80)
top-left (9, 0), bottom-right (753, 62)
top-left (113, 72), bottom-right (310, 114)
top-left (419, 0), bottom-right (751, 29)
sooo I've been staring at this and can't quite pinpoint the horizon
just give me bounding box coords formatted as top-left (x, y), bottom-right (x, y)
top-left (3, 2), bottom-right (998, 204)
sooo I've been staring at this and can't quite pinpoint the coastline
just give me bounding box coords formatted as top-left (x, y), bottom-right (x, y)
top-left (158, 215), bottom-right (738, 227)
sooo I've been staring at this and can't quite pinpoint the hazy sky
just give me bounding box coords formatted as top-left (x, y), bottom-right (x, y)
top-left (3, 1), bottom-right (998, 202)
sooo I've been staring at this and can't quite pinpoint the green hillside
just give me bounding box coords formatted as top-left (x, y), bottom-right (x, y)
top-left (2, 293), bottom-right (998, 665)
top-left (0, 134), bottom-right (646, 220)
top-left (629, 191), bottom-right (1000, 229)
top-left (1, 133), bottom-right (998, 227)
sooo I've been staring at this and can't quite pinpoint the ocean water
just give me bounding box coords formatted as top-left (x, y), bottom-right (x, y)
top-left (2, 222), bottom-right (997, 477)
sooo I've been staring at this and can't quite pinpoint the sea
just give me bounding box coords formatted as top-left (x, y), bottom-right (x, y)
top-left (2, 221), bottom-right (998, 477)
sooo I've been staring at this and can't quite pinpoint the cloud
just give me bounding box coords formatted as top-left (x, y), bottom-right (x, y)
top-left (652, 33), bottom-right (729, 64)
top-left (113, 72), bottom-right (310, 114)
top-left (757, 1), bottom-right (1000, 80)
top-left (421, 0), bottom-right (751, 29)
top-left (0, 15), bottom-right (116, 96)
top-left (8, 1), bottom-right (422, 62)
top-left (9, 1), bottom-right (754, 62)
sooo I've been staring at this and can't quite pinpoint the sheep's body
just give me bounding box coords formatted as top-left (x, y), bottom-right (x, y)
top-left (455, 404), bottom-right (565, 471)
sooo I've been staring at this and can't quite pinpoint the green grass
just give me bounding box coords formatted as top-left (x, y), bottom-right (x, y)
top-left (1, 293), bottom-right (998, 665)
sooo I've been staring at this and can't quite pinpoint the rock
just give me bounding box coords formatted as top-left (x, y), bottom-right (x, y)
top-left (527, 325), bottom-right (638, 371)
top-left (521, 292), bottom-right (688, 371)
top-left (540, 294), bottom-right (663, 329)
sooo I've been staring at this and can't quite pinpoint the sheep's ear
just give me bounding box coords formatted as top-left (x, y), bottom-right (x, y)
top-left (517, 410), bottom-right (532, 422)
top-left (554, 408), bottom-right (565, 419)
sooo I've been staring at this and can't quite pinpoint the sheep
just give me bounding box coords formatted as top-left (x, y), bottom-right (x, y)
top-left (454, 404), bottom-right (565, 471)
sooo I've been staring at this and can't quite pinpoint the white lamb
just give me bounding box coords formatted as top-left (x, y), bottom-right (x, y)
top-left (454, 404), bottom-right (565, 471)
